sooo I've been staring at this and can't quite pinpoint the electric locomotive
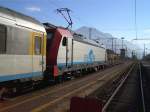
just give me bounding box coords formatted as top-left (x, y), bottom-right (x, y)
top-left (44, 23), bottom-right (107, 81)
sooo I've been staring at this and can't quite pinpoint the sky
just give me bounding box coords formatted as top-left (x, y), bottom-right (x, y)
top-left (1, 0), bottom-right (150, 56)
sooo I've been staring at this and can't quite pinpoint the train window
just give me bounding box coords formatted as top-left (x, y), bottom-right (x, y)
top-left (62, 37), bottom-right (68, 46)
top-left (34, 36), bottom-right (41, 55)
top-left (0, 25), bottom-right (6, 54)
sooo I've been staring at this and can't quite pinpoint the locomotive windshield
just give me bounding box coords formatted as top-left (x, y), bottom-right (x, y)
top-left (47, 32), bottom-right (53, 40)
top-left (46, 32), bottom-right (54, 51)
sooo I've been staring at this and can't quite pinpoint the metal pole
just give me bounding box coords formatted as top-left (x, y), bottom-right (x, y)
top-left (112, 38), bottom-right (113, 51)
top-left (115, 39), bottom-right (116, 53)
top-left (121, 37), bottom-right (124, 49)
top-left (122, 39), bottom-right (123, 49)
top-left (89, 28), bottom-right (92, 39)
top-left (144, 44), bottom-right (145, 57)
top-left (126, 47), bottom-right (127, 57)
top-left (145, 48), bottom-right (147, 56)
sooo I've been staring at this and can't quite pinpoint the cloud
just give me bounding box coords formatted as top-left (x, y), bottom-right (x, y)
top-left (26, 6), bottom-right (41, 12)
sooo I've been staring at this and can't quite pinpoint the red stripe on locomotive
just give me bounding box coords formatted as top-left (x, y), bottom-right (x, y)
top-left (46, 27), bottom-right (72, 77)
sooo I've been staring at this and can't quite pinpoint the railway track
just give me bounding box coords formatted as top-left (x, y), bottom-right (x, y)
top-left (0, 62), bottom-right (132, 112)
top-left (141, 62), bottom-right (150, 112)
top-left (97, 63), bottom-right (145, 112)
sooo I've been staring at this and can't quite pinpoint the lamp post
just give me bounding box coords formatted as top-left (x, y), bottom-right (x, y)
top-left (121, 37), bottom-right (124, 49)
top-left (89, 28), bottom-right (92, 39)
top-left (144, 44), bottom-right (145, 57)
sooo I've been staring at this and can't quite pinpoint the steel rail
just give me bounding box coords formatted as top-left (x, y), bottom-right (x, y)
top-left (139, 63), bottom-right (146, 112)
top-left (102, 63), bottom-right (135, 112)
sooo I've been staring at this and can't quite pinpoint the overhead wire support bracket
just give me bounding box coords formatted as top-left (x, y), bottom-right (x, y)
top-left (56, 8), bottom-right (73, 29)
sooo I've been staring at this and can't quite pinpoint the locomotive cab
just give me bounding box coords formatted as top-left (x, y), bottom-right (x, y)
top-left (43, 23), bottom-right (73, 81)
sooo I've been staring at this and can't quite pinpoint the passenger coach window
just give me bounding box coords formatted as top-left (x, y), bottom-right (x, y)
top-left (62, 37), bottom-right (67, 46)
top-left (0, 25), bottom-right (6, 54)
top-left (34, 36), bottom-right (41, 55)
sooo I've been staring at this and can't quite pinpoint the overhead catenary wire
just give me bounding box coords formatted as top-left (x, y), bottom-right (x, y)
top-left (134, 0), bottom-right (138, 40)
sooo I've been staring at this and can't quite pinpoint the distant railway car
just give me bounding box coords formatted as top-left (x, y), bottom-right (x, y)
top-left (106, 49), bottom-right (120, 64)
top-left (0, 7), bottom-right (46, 89)
top-left (44, 23), bottom-right (106, 80)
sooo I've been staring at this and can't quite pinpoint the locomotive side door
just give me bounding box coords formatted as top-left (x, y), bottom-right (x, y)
top-left (62, 37), bottom-right (73, 67)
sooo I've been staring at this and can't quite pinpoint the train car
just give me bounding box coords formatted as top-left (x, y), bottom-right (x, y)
top-left (44, 23), bottom-right (107, 81)
top-left (0, 7), bottom-right (46, 94)
top-left (106, 49), bottom-right (120, 65)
